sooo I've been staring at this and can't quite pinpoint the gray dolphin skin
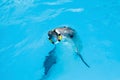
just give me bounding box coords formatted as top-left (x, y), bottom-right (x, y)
top-left (40, 26), bottom-right (90, 80)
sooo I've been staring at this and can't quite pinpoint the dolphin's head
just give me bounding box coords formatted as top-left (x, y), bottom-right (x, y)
top-left (48, 26), bottom-right (75, 44)
top-left (48, 30), bottom-right (62, 44)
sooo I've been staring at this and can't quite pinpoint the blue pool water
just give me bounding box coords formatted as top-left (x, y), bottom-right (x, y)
top-left (0, 0), bottom-right (120, 80)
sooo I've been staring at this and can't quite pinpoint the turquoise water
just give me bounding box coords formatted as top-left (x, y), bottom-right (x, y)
top-left (0, 0), bottom-right (120, 80)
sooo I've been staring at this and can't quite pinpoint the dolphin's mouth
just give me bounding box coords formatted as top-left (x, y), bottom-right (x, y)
top-left (49, 35), bottom-right (58, 44)
top-left (48, 30), bottom-right (62, 44)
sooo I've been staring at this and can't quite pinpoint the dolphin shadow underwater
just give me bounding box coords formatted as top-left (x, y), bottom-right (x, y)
top-left (40, 26), bottom-right (90, 80)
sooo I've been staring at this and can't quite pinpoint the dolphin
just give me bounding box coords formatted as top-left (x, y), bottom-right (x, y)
top-left (40, 26), bottom-right (90, 80)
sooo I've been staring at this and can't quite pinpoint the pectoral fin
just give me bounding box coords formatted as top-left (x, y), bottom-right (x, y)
top-left (40, 47), bottom-right (56, 80)
top-left (75, 48), bottom-right (90, 68)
